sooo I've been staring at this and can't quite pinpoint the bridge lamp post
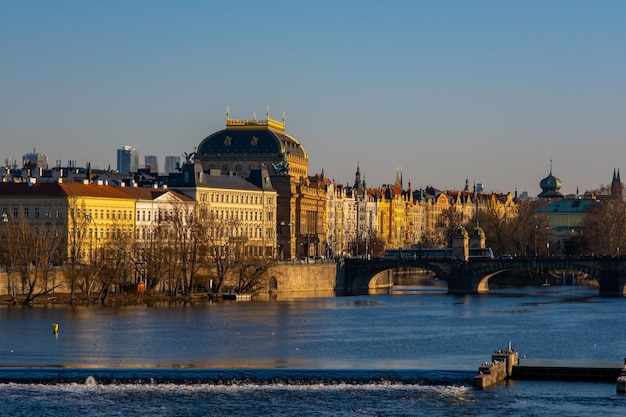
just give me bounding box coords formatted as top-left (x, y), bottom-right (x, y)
top-left (546, 225), bottom-right (550, 257)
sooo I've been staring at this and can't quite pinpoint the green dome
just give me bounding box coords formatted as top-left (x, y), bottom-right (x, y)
top-left (196, 125), bottom-right (306, 160)
top-left (538, 170), bottom-right (563, 198)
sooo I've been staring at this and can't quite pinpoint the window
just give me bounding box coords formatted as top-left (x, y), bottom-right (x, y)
top-left (35, 207), bottom-right (40, 218)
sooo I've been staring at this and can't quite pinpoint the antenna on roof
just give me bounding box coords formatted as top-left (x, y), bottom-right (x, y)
top-left (266, 105), bottom-right (270, 119)
top-left (226, 105), bottom-right (230, 120)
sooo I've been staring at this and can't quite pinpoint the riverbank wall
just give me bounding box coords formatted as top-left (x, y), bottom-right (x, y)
top-left (269, 261), bottom-right (337, 296)
top-left (0, 262), bottom-right (340, 300)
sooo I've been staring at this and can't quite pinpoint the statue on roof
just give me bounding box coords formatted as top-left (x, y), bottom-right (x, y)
top-left (272, 152), bottom-right (290, 175)
top-left (182, 151), bottom-right (196, 164)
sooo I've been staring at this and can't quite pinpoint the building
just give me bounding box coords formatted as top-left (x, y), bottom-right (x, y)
top-left (194, 109), bottom-right (321, 260)
top-left (165, 156), bottom-right (180, 174)
top-left (168, 159), bottom-right (277, 258)
top-left (144, 155), bottom-right (159, 173)
top-left (538, 196), bottom-right (597, 255)
top-left (611, 169), bottom-right (623, 201)
top-left (538, 162), bottom-right (563, 199)
top-left (117, 146), bottom-right (139, 174)
top-left (0, 181), bottom-right (136, 263)
top-left (22, 148), bottom-right (48, 169)
top-left (117, 185), bottom-right (195, 245)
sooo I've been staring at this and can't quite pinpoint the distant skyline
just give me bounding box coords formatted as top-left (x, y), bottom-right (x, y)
top-left (2, 1), bottom-right (625, 196)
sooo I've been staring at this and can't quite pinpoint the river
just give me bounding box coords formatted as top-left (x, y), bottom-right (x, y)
top-left (1, 284), bottom-right (625, 416)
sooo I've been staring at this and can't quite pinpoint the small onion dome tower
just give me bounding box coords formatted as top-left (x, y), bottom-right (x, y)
top-left (452, 226), bottom-right (469, 261)
top-left (470, 226), bottom-right (486, 249)
top-left (538, 160), bottom-right (563, 198)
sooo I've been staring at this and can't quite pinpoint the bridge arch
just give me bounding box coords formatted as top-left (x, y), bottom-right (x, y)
top-left (343, 257), bottom-right (626, 296)
top-left (343, 259), bottom-right (454, 295)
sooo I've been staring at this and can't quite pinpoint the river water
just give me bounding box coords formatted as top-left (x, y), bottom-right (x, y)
top-left (1, 284), bottom-right (626, 416)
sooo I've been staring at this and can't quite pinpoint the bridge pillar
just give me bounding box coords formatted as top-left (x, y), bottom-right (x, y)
top-left (446, 262), bottom-right (477, 294)
top-left (452, 226), bottom-right (469, 261)
top-left (599, 268), bottom-right (626, 297)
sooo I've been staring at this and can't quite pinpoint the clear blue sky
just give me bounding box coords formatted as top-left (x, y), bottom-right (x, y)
top-left (2, 0), bottom-right (625, 196)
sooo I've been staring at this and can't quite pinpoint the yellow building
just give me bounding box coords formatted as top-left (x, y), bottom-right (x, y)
top-left (0, 180), bottom-right (136, 263)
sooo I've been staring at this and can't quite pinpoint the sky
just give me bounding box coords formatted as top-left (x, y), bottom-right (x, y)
top-left (2, 0), bottom-right (625, 196)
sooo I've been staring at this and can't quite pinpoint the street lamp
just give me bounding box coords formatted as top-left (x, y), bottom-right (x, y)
top-left (278, 221), bottom-right (285, 260)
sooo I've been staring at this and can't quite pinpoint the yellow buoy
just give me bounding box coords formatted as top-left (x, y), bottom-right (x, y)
top-left (52, 323), bottom-right (59, 333)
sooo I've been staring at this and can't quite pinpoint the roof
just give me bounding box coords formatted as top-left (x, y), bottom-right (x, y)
top-left (203, 173), bottom-right (266, 192)
top-left (196, 117), bottom-right (307, 160)
top-left (0, 181), bottom-right (134, 199)
top-left (167, 161), bottom-right (270, 192)
top-left (117, 187), bottom-right (195, 202)
top-left (538, 197), bottom-right (597, 214)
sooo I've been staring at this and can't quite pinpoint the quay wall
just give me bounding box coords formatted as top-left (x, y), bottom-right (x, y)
top-left (0, 269), bottom-right (71, 297)
top-left (1, 263), bottom-right (339, 299)
top-left (269, 262), bottom-right (337, 295)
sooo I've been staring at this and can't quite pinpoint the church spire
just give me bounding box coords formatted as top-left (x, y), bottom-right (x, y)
top-left (611, 168), bottom-right (623, 200)
top-left (395, 166), bottom-right (403, 188)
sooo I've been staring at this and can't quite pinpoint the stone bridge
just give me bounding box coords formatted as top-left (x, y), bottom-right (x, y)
top-left (340, 257), bottom-right (626, 297)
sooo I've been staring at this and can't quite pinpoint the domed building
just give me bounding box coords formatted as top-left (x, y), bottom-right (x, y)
top-left (194, 110), bottom-right (326, 260)
top-left (195, 109), bottom-right (309, 180)
top-left (538, 162), bottom-right (563, 199)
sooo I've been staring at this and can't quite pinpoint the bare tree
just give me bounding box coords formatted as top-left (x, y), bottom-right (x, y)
top-left (233, 257), bottom-right (274, 295)
top-left (63, 195), bottom-right (92, 301)
top-left (0, 212), bottom-right (62, 304)
top-left (367, 232), bottom-right (387, 258)
top-left (95, 230), bottom-right (134, 303)
top-left (579, 200), bottom-right (626, 256)
top-left (169, 203), bottom-right (205, 296)
top-left (435, 207), bottom-right (463, 248)
top-left (135, 214), bottom-right (172, 295)
top-left (203, 211), bottom-right (243, 296)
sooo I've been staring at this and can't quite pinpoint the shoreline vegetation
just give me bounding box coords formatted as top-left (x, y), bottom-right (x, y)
top-left (0, 292), bottom-right (213, 307)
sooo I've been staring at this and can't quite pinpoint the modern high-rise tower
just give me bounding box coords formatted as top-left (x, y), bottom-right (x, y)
top-left (144, 155), bottom-right (159, 173)
top-left (117, 146), bottom-right (139, 174)
top-left (165, 155), bottom-right (180, 173)
top-left (23, 147), bottom-right (48, 169)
